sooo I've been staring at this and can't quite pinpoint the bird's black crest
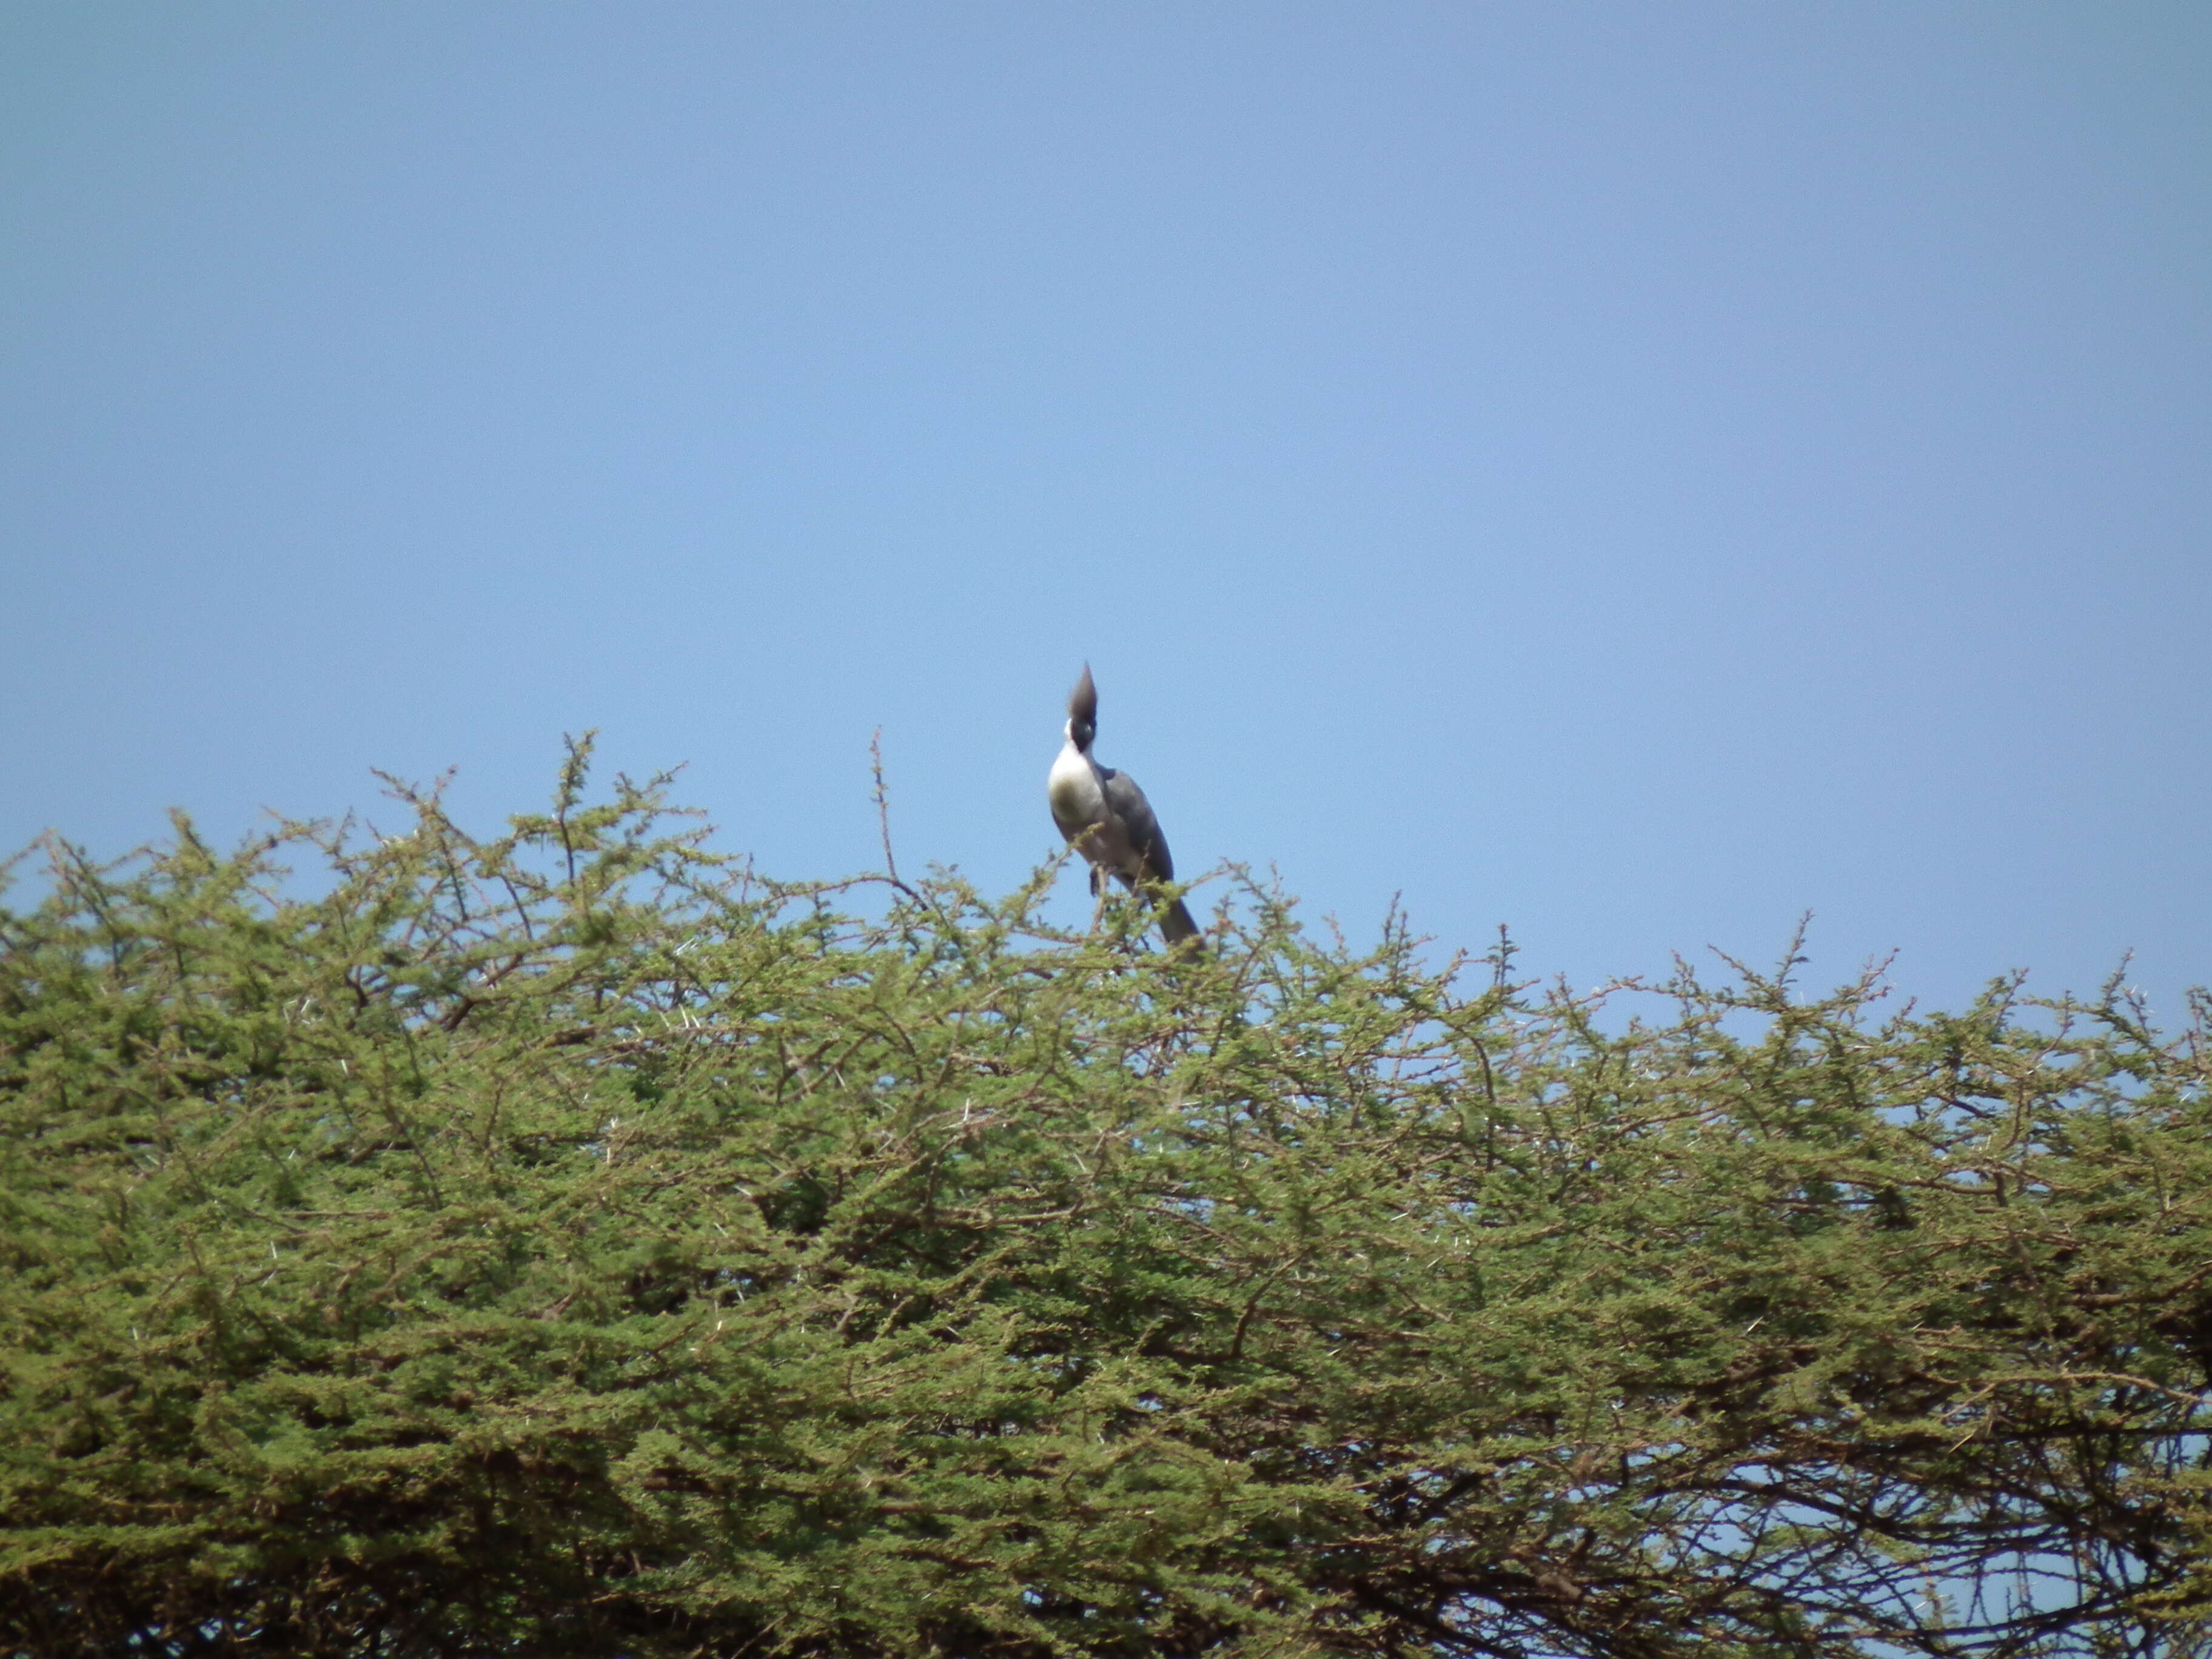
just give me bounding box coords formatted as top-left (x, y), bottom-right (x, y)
top-left (1067, 664), bottom-right (1098, 728)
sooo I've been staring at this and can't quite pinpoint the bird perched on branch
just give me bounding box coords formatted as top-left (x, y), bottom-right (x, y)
top-left (1047, 665), bottom-right (1202, 949)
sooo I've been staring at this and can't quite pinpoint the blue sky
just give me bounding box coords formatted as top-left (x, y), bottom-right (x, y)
top-left (4, 5), bottom-right (2207, 1020)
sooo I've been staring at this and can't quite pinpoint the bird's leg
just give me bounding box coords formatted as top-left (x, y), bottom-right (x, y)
top-left (1087, 860), bottom-right (1107, 932)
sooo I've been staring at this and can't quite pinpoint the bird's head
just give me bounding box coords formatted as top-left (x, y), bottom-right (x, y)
top-left (1065, 664), bottom-right (1098, 751)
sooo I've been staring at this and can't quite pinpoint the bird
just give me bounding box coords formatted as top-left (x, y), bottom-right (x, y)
top-left (1048, 665), bottom-right (1202, 949)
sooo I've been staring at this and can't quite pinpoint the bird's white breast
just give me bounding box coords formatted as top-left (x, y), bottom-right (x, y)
top-left (1048, 740), bottom-right (1106, 831)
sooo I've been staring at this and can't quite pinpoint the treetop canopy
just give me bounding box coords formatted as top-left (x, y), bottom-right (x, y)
top-left (3, 745), bottom-right (2207, 1658)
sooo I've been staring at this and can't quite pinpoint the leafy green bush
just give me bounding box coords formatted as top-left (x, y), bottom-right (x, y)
top-left (4, 745), bottom-right (2208, 1657)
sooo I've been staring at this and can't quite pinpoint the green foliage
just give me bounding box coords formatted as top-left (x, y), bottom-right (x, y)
top-left (2, 743), bottom-right (2208, 1658)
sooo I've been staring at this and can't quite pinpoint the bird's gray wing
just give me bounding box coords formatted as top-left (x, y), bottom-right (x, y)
top-left (1101, 768), bottom-right (1174, 885)
top-left (1102, 766), bottom-right (1203, 950)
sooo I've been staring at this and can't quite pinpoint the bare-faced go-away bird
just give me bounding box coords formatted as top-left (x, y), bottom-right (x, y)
top-left (1048, 665), bottom-right (1202, 949)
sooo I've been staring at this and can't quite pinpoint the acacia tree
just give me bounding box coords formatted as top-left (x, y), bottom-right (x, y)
top-left (2, 745), bottom-right (2208, 1658)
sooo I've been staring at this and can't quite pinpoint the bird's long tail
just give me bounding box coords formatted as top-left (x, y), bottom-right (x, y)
top-left (1159, 895), bottom-right (1203, 950)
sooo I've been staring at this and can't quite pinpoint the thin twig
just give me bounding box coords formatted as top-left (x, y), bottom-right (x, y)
top-left (869, 727), bottom-right (900, 888)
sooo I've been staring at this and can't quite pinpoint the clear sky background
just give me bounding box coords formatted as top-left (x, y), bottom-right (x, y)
top-left (3, 5), bottom-right (2206, 1021)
